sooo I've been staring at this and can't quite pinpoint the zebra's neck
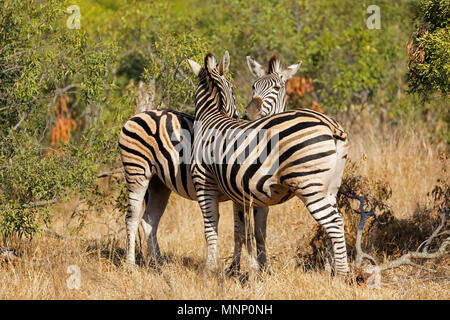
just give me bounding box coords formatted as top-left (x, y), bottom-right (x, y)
top-left (194, 72), bottom-right (238, 121)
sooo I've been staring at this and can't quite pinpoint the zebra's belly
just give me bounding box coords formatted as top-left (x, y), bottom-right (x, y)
top-left (252, 183), bottom-right (295, 206)
top-left (247, 184), bottom-right (294, 207)
top-left (219, 178), bottom-right (294, 207)
top-left (155, 164), bottom-right (198, 201)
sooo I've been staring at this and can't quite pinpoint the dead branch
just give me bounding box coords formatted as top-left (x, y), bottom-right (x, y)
top-left (21, 197), bottom-right (62, 208)
top-left (12, 104), bottom-right (31, 131)
top-left (418, 208), bottom-right (449, 253)
top-left (44, 227), bottom-right (125, 243)
top-left (0, 246), bottom-right (20, 263)
top-left (96, 167), bottom-right (124, 178)
top-left (43, 229), bottom-right (88, 242)
top-left (8, 167), bottom-right (123, 210)
top-left (340, 179), bottom-right (449, 289)
top-left (157, 55), bottom-right (187, 109)
top-left (64, 196), bottom-right (82, 235)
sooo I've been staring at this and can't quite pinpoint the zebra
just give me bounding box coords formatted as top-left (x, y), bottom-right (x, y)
top-left (232, 54), bottom-right (303, 272)
top-left (187, 52), bottom-right (350, 276)
top-left (118, 53), bottom-right (299, 272)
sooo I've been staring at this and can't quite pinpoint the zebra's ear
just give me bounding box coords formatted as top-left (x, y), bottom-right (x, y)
top-left (218, 51), bottom-right (230, 75)
top-left (280, 60), bottom-right (302, 80)
top-left (187, 59), bottom-right (202, 77)
top-left (205, 53), bottom-right (218, 74)
top-left (246, 56), bottom-right (267, 78)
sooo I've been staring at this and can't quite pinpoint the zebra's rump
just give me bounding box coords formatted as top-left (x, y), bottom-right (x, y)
top-left (292, 108), bottom-right (347, 141)
top-left (118, 109), bottom-right (197, 200)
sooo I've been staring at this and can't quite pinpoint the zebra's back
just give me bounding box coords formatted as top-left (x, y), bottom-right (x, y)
top-left (192, 109), bottom-right (348, 207)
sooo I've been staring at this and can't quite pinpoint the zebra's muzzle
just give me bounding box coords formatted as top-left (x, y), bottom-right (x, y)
top-left (244, 97), bottom-right (263, 121)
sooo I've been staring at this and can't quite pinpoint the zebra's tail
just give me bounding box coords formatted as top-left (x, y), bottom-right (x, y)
top-left (331, 127), bottom-right (347, 142)
top-left (328, 130), bottom-right (348, 200)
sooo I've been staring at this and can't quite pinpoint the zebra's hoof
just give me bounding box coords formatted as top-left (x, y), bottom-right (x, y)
top-left (224, 265), bottom-right (240, 278)
top-left (259, 265), bottom-right (272, 276)
top-left (124, 256), bottom-right (136, 266)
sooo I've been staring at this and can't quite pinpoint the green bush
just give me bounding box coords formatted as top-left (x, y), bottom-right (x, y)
top-left (0, 0), bottom-right (448, 239)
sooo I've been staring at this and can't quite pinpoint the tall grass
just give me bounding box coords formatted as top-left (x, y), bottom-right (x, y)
top-left (1, 124), bottom-right (448, 299)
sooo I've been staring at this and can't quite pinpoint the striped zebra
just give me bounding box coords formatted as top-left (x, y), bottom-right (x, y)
top-left (232, 55), bottom-right (302, 272)
top-left (118, 53), bottom-right (297, 271)
top-left (187, 52), bottom-right (350, 276)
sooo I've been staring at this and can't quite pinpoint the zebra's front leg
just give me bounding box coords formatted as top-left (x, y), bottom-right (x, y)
top-left (141, 177), bottom-right (171, 267)
top-left (201, 196), bottom-right (221, 272)
top-left (125, 174), bottom-right (151, 265)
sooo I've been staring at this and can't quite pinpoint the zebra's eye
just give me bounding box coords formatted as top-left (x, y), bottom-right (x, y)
top-left (273, 86), bottom-right (281, 91)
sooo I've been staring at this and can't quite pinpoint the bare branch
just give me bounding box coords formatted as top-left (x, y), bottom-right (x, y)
top-left (12, 104), bottom-right (31, 131)
top-left (377, 236), bottom-right (449, 273)
top-left (340, 176), bottom-right (449, 289)
top-left (44, 227), bottom-right (125, 243)
top-left (157, 55), bottom-right (187, 109)
top-left (0, 246), bottom-right (20, 263)
top-left (340, 190), bottom-right (377, 267)
top-left (5, 167), bottom-right (123, 210)
top-left (418, 208), bottom-right (448, 253)
top-left (135, 80), bottom-right (156, 113)
top-left (21, 197), bottom-right (62, 208)
top-left (43, 229), bottom-right (88, 242)
top-left (96, 167), bottom-right (124, 178)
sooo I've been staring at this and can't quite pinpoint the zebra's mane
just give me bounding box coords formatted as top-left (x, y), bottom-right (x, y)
top-left (202, 53), bottom-right (238, 119)
top-left (268, 54), bottom-right (283, 74)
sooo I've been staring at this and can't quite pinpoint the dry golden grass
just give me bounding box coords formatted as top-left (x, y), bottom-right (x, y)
top-left (1, 125), bottom-right (449, 300)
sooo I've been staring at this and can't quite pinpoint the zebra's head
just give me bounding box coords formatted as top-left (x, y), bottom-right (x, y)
top-left (244, 55), bottom-right (302, 120)
top-left (187, 51), bottom-right (239, 120)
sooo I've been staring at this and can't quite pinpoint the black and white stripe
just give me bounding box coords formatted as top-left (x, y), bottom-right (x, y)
top-left (188, 53), bottom-right (350, 275)
top-left (118, 53), bottom-right (289, 270)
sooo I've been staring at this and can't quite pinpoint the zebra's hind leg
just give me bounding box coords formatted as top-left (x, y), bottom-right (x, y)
top-left (125, 173), bottom-right (151, 265)
top-left (254, 206), bottom-right (269, 272)
top-left (141, 176), bottom-right (171, 267)
top-left (226, 202), bottom-right (245, 276)
top-left (298, 191), bottom-right (349, 276)
top-left (197, 192), bottom-right (221, 273)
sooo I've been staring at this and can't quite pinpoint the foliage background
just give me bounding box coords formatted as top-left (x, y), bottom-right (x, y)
top-left (0, 0), bottom-right (448, 239)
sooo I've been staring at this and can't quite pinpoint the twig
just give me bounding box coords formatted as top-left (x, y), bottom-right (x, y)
top-left (96, 167), bottom-right (124, 178)
top-left (43, 229), bottom-right (88, 242)
top-left (376, 237), bottom-right (449, 273)
top-left (338, 190), bottom-right (377, 267)
top-left (12, 104), bottom-right (31, 131)
top-left (0, 246), bottom-right (20, 262)
top-left (418, 208), bottom-right (449, 253)
top-left (44, 227), bottom-right (125, 243)
top-left (17, 168), bottom-right (122, 209)
top-left (65, 196), bottom-right (82, 235)
top-left (21, 197), bottom-right (62, 208)
top-left (157, 55), bottom-right (187, 109)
